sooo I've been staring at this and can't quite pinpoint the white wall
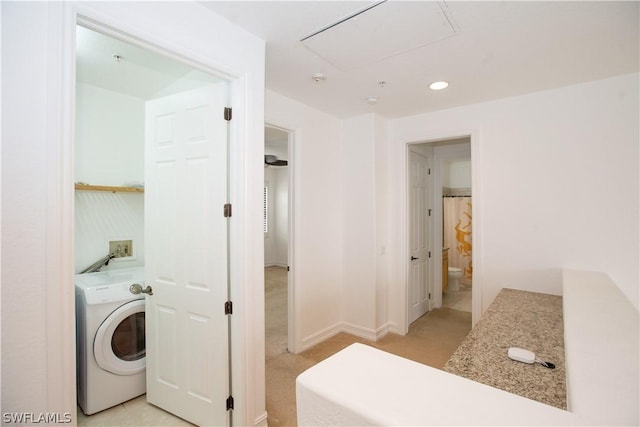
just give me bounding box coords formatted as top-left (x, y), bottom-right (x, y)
top-left (75, 83), bottom-right (145, 273)
top-left (266, 89), bottom-right (343, 349)
top-left (75, 83), bottom-right (144, 186)
top-left (341, 114), bottom-right (377, 335)
top-left (388, 73), bottom-right (640, 321)
top-left (1, 2), bottom-right (266, 424)
top-left (448, 160), bottom-right (472, 189)
top-left (75, 192), bottom-right (145, 272)
top-left (441, 162), bottom-right (451, 188)
top-left (340, 113), bottom-right (391, 338)
top-left (374, 115), bottom-right (390, 331)
top-left (2, 2), bottom-right (51, 412)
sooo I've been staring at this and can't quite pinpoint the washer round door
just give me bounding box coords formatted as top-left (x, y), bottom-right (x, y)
top-left (94, 299), bottom-right (146, 375)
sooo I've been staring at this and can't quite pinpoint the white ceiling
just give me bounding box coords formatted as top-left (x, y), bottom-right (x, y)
top-left (202, 0), bottom-right (639, 119)
top-left (76, 26), bottom-right (222, 100)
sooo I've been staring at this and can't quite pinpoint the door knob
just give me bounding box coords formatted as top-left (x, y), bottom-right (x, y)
top-left (130, 283), bottom-right (153, 295)
top-left (411, 256), bottom-right (419, 260)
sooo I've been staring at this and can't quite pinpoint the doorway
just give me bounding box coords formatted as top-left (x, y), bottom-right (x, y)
top-left (263, 125), bottom-right (296, 424)
top-left (264, 126), bottom-right (290, 358)
top-left (74, 23), bottom-right (231, 426)
top-left (407, 137), bottom-right (473, 326)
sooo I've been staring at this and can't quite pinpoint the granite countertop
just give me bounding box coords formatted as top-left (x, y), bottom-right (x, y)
top-left (444, 288), bottom-right (566, 409)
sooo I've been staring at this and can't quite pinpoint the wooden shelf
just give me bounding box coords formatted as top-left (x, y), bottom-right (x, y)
top-left (75, 183), bottom-right (144, 193)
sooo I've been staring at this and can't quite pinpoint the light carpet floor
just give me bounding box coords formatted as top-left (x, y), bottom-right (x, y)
top-left (265, 266), bottom-right (472, 427)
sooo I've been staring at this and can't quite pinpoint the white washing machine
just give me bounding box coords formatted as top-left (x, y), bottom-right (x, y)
top-left (75, 266), bottom-right (146, 415)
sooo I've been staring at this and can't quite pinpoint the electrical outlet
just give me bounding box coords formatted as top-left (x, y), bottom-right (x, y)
top-left (109, 240), bottom-right (133, 258)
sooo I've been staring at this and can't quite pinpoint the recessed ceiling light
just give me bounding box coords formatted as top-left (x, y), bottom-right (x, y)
top-left (366, 96), bottom-right (378, 105)
top-left (429, 81), bottom-right (449, 90)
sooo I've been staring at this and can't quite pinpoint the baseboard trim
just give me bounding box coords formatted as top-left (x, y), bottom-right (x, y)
top-left (301, 322), bottom-right (342, 351)
top-left (341, 322), bottom-right (378, 341)
top-left (253, 411), bottom-right (268, 427)
top-left (341, 322), bottom-right (391, 341)
top-left (302, 321), bottom-right (393, 351)
top-left (386, 321), bottom-right (403, 336)
top-left (375, 322), bottom-right (390, 340)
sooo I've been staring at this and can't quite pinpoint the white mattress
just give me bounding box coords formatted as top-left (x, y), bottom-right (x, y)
top-left (296, 343), bottom-right (575, 426)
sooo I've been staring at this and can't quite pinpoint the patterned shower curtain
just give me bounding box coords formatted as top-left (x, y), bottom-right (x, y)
top-left (443, 197), bottom-right (472, 285)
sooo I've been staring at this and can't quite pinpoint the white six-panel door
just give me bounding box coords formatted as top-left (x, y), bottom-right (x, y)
top-left (409, 150), bottom-right (432, 323)
top-left (145, 84), bottom-right (228, 426)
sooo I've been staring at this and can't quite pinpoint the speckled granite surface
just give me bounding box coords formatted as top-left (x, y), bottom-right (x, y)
top-left (444, 288), bottom-right (566, 409)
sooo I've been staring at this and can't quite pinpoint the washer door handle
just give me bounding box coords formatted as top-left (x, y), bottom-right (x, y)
top-left (129, 283), bottom-right (153, 296)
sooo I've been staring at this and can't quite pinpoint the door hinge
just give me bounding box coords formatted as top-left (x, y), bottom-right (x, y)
top-left (224, 107), bottom-right (232, 121)
top-left (428, 251), bottom-right (432, 258)
top-left (226, 395), bottom-right (234, 410)
top-left (428, 208), bottom-right (432, 216)
top-left (428, 168), bottom-right (431, 175)
top-left (287, 266), bottom-right (290, 272)
top-left (429, 293), bottom-right (432, 300)
top-left (225, 301), bottom-right (233, 315)
top-left (224, 203), bottom-right (232, 218)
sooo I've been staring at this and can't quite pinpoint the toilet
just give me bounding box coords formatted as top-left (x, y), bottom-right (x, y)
top-left (448, 267), bottom-right (463, 291)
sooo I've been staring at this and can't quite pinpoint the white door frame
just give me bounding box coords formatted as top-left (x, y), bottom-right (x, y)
top-left (400, 132), bottom-right (482, 334)
top-left (264, 123), bottom-right (299, 353)
top-left (47, 3), bottom-right (263, 424)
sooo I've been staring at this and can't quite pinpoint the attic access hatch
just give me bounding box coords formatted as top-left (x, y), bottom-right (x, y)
top-left (300, 1), bottom-right (457, 71)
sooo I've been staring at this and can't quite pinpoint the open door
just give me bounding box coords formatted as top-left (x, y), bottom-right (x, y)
top-left (408, 148), bottom-right (433, 323)
top-left (144, 83), bottom-right (230, 426)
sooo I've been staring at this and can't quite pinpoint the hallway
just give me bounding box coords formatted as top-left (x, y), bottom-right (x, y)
top-left (264, 266), bottom-right (472, 426)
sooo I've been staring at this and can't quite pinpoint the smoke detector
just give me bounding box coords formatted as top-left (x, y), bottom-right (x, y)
top-left (312, 73), bottom-right (327, 83)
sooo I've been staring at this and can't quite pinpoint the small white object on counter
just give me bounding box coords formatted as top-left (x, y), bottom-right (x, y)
top-left (508, 347), bottom-right (536, 364)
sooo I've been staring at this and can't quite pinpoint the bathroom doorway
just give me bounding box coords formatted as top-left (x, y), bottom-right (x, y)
top-left (407, 137), bottom-right (473, 325)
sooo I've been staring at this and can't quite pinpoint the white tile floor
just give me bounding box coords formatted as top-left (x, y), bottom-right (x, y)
top-left (442, 283), bottom-right (472, 312)
top-left (77, 395), bottom-right (193, 426)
